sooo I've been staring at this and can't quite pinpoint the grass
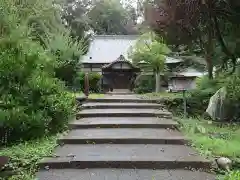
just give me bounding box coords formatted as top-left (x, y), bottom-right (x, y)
top-left (0, 136), bottom-right (58, 180)
top-left (177, 117), bottom-right (240, 158)
top-left (176, 116), bottom-right (240, 179)
top-left (139, 92), bottom-right (186, 100)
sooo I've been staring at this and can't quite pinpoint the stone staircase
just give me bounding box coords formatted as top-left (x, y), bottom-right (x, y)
top-left (37, 95), bottom-right (215, 180)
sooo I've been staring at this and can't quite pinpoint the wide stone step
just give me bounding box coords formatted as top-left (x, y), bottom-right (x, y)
top-left (82, 102), bottom-right (164, 109)
top-left (69, 117), bottom-right (178, 129)
top-left (39, 144), bottom-right (211, 170)
top-left (58, 128), bottom-right (186, 145)
top-left (86, 97), bottom-right (162, 103)
top-left (106, 91), bottom-right (134, 95)
top-left (77, 109), bottom-right (172, 118)
top-left (37, 169), bottom-right (215, 180)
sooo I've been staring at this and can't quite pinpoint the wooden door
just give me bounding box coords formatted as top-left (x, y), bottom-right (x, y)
top-left (112, 72), bottom-right (130, 89)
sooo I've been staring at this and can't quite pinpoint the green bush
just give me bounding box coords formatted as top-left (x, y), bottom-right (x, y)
top-left (220, 171), bottom-right (240, 180)
top-left (74, 72), bottom-right (102, 93)
top-left (166, 74), bottom-right (240, 120)
top-left (0, 28), bottom-right (75, 145)
top-left (134, 74), bottom-right (155, 93)
top-left (163, 76), bottom-right (223, 116)
top-left (49, 33), bottom-right (84, 86)
top-left (225, 74), bottom-right (240, 121)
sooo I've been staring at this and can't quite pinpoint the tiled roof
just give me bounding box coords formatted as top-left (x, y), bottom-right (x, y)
top-left (102, 55), bottom-right (129, 68)
top-left (102, 55), bottom-right (140, 70)
top-left (171, 68), bottom-right (206, 77)
top-left (81, 35), bottom-right (183, 64)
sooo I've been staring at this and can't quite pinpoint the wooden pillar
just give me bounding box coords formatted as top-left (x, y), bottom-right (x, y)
top-left (109, 71), bottom-right (113, 92)
top-left (101, 69), bottom-right (103, 93)
top-left (84, 73), bottom-right (89, 97)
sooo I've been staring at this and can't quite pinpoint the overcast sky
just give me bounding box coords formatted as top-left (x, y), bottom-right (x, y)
top-left (121, 0), bottom-right (138, 8)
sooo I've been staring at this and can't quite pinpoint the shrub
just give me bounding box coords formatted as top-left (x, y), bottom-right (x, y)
top-left (0, 29), bottom-right (75, 145)
top-left (221, 171), bottom-right (240, 180)
top-left (49, 33), bottom-right (85, 86)
top-left (134, 74), bottom-right (155, 93)
top-left (225, 74), bottom-right (240, 121)
top-left (74, 72), bottom-right (102, 93)
top-left (162, 76), bottom-right (224, 116)
top-left (167, 74), bottom-right (240, 120)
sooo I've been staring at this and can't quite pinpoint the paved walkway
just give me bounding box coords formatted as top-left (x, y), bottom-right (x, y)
top-left (37, 95), bottom-right (215, 180)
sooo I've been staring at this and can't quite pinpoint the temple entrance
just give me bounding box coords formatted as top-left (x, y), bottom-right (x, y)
top-left (101, 55), bottom-right (140, 92)
top-left (112, 71), bottom-right (132, 89)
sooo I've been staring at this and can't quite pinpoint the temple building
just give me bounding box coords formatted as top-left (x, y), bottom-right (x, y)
top-left (80, 35), bottom-right (205, 92)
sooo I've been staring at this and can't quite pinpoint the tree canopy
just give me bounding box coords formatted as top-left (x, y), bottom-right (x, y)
top-left (129, 32), bottom-right (171, 92)
top-left (62, 0), bottom-right (141, 36)
top-left (144, 0), bottom-right (240, 78)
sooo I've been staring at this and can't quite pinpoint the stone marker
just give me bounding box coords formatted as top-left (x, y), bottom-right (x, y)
top-left (206, 87), bottom-right (227, 121)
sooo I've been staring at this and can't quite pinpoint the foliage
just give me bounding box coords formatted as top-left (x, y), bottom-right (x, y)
top-left (47, 32), bottom-right (85, 86)
top-left (129, 32), bottom-right (171, 70)
top-left (145, 74), bottom-right (240, 121)
top-left (144, 0), bottom-right (240, 78)
top-left (140, 75), bottom-right (223, 116)
top-left (0, 136), bottom-right (57, 180)
top-left (129, 32), bottom-right (171, 69)
top-left (0, 35), bottom-right (75, 144)
top-left (4, 0), bottom-right (86, 86)
top-left (187, 75), bottom-right (224, 112)
top-left (220, 171), bottom-right (240, 180)
top-left (178, 117), bottom-right (240, 158)
top-left (134, 74), bottom-right (155, 93)
top-left (85, 0), bottom-right (139, 35)
top-left (62, 0), bottom-right (141, 36)
top-left (0, 0), bottom-right (77, 145)
top-left (129, 32), bottom-right (171, 92)
top-left (73, 72), bottom-right (102, 93)
top-left (225, 74), bottom-right (240, 121)
top-left (177, 116), bottom-right (240, 178)
top-left (62, 0), bottom-right (91, 41)
top-left (189, 74), bottom-right (240, 121)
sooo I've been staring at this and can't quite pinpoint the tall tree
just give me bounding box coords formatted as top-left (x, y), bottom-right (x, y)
top-left (129, 32), bottom-right (171, 92)
top-left (62, 0), bottom-right (91, 40)
top-left (144, 0), bottom-right (240, 78)
top-left (87, 0), bottom-right (138, 35)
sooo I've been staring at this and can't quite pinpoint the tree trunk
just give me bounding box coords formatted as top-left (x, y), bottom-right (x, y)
top-left (205, 25), bottom-right (214, 79)
top-left (204, 1), bottom-right (214, 79)
top-left (206, 14), bottom-right (214, 78)
top-left (213, 16), bottom-right (237, 74)
top-left (155, 72), bottom-right (161, 93)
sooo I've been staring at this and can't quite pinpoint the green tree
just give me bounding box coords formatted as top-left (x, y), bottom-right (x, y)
top-left (144, 0), bottom-right (240, 78)
top-left (87, 0), bottom-right (138, 35)
top-left (0, 0), bottom-right (84, 144)
top-left (129, 32), bottom-right (171, 92)
top-left (62, 0), bottom-right (91, 45)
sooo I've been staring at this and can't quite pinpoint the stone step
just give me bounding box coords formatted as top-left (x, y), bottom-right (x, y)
top-left (77, 109), bottom-right (172, 118)
top-left (82, 102), bottom-right (164, 109)
top-left (38, 144), bottom-right (211, 170)
top-left (69, 117), bottom-right (178, 129)
top-left (106, 91), bottom-right (134, 95)
top-left (57, 128), bottom-right (186, 145)
top-left (86, 97), bottom-right (162, 103)
top-left (37, 169), bottom-right (215, 180)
